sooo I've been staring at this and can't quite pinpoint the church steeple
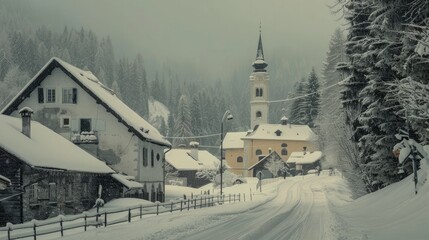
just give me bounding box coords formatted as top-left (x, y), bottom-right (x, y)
top-left (252, 24), bottom-right (268, 72)
top-left (249, 24), bottom-right (270, 129)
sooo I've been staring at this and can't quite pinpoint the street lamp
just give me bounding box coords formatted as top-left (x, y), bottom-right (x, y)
top-left (220, 110), bottom-right (233, 196)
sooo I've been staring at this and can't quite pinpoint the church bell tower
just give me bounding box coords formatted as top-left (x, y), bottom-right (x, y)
top-left (250, 26), bottom-right (269, 129)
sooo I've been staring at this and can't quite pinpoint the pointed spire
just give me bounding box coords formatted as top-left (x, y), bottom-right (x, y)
top-left (256, 22), bottom-right (264, 60)
top-left (252, 23), bottom-right (268, 72)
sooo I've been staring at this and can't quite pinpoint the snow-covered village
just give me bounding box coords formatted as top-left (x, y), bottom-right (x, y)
top-left (1, 0), bottom-right (429, 239)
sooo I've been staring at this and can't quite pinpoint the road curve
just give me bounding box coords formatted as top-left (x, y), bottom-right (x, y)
top-left (179, 176), bottom-right (335, 240)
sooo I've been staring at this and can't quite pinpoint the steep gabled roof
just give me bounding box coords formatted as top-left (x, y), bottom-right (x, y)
top-left (247, 151), bottom-right (283, 170)
top-left (0, 115), bottom-right (114, 174)
top-left (165, 149), bottom-right (220, 171)
top-left (1, 57), bottom-right (170, 147)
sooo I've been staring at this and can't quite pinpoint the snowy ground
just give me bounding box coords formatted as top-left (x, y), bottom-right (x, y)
top-left (4, 171), bottom-right (429, 240)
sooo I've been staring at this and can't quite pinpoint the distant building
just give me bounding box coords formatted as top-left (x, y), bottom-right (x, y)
top-left (0, 112), bottom-right (138, 225)
top-left (223, 28), bottom-right (319, 177)
top-left (1, 58), bottom-right (171, 202)
top-left (165, 142), bottom-right (220, 188)
top-left (287, 151), bottom-right (323, 175)
top-left (247, 150), bottom-right (285, 179)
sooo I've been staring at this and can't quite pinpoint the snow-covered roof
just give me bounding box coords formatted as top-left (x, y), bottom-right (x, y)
top-left (242, 123), bottom-right (317, 141)
top-left (165, 149), bottom-right (220, 171)
top-left (222, 132), bottom-right (247, 149)
top-left (247, 151), bottom-right (282, 170)
top-left (287, 151), bottom-right (323, 165)
top-left (1, 57), bottom-right (170, 147)
top-left (0, 115), bottom-right (114, 174)
top-left (111, 174), bottom-right (143, 189)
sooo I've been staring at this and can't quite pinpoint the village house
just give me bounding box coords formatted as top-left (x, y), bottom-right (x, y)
top-left (165, 142), bottom-right (220, 188)
top-left (1, 57), bottom-right (171, 202)
top-left (286, 151), bottom-right (323, 175)
top-left (247, 150), bottom-right (286, 179)
top-left (0, 111), bottom-right (143, 226)
top-left (222, 30), bottom-right (319, 177)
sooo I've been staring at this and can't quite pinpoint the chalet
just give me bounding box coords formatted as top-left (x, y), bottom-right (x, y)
top-left (247, 150), bottom-right (286, 179)
top-left (1, 57), bottom-right (171, 202)
top-left (287, 151), bottom-right (323, 175)
top-left (0, 111), bottom-right (145, 225)
top-left (165, 142), bottom-right (220, 188)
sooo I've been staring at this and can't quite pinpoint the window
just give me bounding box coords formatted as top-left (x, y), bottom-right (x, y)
top-left (82, 182), bottom-right (89, 199)
top-left (46, 88), bottom-right (56, 103)
top-left (255, 149), bottom-right (262, 155)
top-left (256, 111), bottom-right (262, 118)
top-left (151, 150), bottom-right (154, 167)
top-left (80, 119), bottom-right (92, 132)
top-left (259, 88), bottom-right (263, 97)
top-left (237, 156), bottom-right (243, 163)
top-left (62, 89), bottom-right (73, 103)
top-left (37, 184), bottom-right (49, 200)
top-left (255, 88), bottom-right (260, 97)
top-left (303, 146), bottom-right (307, 151)
top-left (61, 117), bottom-right (70, 128)
top-left (65, 182), bottom-right (73, 201)
top-left (49, 183), bottom-right (57, 202)
top-left (281, 148), bottom-right (288, 156)
top-left (281, 143), bottom-right (287, 147)
top-left (29, 184), bottom-right (38, 203)
top-left (142, 148), bottom-right (148, 167)
top-left (157, 153), bottom-right (160, 161)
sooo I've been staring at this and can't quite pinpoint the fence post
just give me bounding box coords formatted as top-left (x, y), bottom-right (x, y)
top-left (204, 197), bottom-right (207, 207)
top-left (7, 225), bottom-right (11, 240)
top-left (84, 215), bottom-right (87, 231)
top-left (229, 194), bottom-right (231, 203)
top-left (95, 206), bottom-right (100, 228)
top-left (200, 197), bottom-right (203, 208)
top-left (187, 199), bottom-right (190, 211)
top-left (33, 222), bottom-right (36, 240)
top-left (170, 202), bottom-right (173, 213)
top-left (104, 212), bottom-right (107, 227)
top-left (180, 200), bottom-right (183, 211)
top-left (212, 196), bottom-right (214, 206)
top-left (157, 203), bottom-right (159, 215)
top-left (60, 219), bottom-right (64, 236)
top-left (234, 194), bottom-right (236, 203)
top-left (128, 208), bottom-right (131, 222)
top-left (194, 199), bottom-right (197, 209)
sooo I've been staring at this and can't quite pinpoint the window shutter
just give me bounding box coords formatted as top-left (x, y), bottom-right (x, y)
top-left (38, 88), bottom-right (44, 103)
top-left (72, 88), bottom-right (77, 104)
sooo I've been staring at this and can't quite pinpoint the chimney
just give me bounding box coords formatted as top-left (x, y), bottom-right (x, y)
top-left (280, 116), bottom-right (288, 125)
top-left (19, 107), bottom-right (34, 138)
top-left (268, 148), bottom-right (272, 154)
top-left (189, 142), bottom-right (199, 161)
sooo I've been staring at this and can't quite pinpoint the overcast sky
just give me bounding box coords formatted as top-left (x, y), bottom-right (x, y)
top-left (29, 0), bottom-right (342, 80)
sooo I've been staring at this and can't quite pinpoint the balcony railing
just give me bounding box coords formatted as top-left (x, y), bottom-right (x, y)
top-left (71, 131), bottom-right (99, 144)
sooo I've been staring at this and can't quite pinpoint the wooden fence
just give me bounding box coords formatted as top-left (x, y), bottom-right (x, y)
top-left (0, 193), bottom-right (246, 240)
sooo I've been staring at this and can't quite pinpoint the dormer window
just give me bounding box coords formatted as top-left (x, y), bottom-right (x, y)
top-left (275, 130), bottom-right (282, 136)
top-left (256, 149), bottom-right (262, 155)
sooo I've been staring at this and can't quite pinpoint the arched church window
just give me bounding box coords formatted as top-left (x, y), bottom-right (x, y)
top-left (255, 149), bottom-right (262, 155)
top-left (281, 148), bottom-right (288, 156)
top-left (281, 143), bottom-right (287, 147)
top-left (256, 88), bottom-right (260, 97)
top-left (256, 111), bottom-right (262, 118)
top-left (237, 156), bottom-right (243, 163)
top-left (259, 88), bottom-right (263, 97)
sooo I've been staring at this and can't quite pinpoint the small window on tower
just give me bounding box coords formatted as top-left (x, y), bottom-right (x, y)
top-left (256, 88), bottom-right (260, 97)
top-left (256, 111), bottom-right (262, 118)
top-left (237, 156), bottom-right (243, 163)
top-left (259, 88), bottom-right (263, 97)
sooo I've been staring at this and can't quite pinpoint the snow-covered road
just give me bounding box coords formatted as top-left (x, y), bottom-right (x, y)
top-left (178, 176), bottom-right (336, 240)
top-left (55, 175), bottom-right (346, 240)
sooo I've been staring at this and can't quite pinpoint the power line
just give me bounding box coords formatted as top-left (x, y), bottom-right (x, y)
top-left (268, 82), bottom-right (340, 103)
top-left (164, 133), bottom-right (221, 139)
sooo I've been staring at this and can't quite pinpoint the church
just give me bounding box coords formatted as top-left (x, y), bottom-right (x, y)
top-left (223, 29), bottom-right (321, 177)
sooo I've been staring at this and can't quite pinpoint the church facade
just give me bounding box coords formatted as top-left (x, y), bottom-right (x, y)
top-left (223, 29), bottom-right (320, 177)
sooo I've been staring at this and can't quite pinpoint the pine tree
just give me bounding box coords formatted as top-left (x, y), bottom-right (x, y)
top-left (289, 79), bottom-right (307, 125)
top-left (172, 95), bottom-right (193, 147)
top-left (304, 68), bottom-right (320, 128)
